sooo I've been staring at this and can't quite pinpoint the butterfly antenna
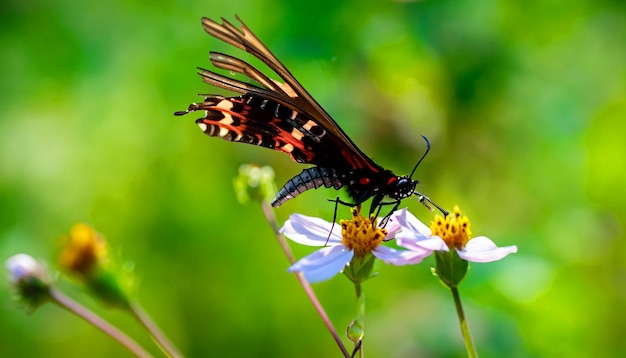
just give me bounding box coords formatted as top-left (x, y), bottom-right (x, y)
top-left (408, 135), bottom-right (431, 179)
top-left (413, 192), bottom-right (449, 216)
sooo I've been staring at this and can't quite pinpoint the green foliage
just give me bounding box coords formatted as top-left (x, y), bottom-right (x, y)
top-left (1, 0), bottom-right (625, 356)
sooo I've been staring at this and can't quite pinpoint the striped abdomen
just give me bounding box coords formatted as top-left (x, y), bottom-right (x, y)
top-left (271, 167), bottom-right (344, 207)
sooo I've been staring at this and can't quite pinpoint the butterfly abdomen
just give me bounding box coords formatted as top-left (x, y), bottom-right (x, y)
top-left (271, 167), bottom-right (343, 207)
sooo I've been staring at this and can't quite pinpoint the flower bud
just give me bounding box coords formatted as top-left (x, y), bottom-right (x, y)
top-left (5, 254), bottom-right (52, 311)
top-left (233, 164), bottom-right (277, 204)
top-left (58, 224), bottom-right (130, 308)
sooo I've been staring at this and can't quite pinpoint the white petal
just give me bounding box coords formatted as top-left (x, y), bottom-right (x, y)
top-left (288, 245), bottom-right (354, 283)
top-left (397, 235), bottom-right (449, 252)
top-left (279, 214), bottom-right (342, 246)
top-left (386, 208), bottom-right (406, 228)
top-left (382, 210), bottom-right (403, 239)
top-left (373, 245), bottom-right (435, 266)
top-left (5, 254), bottom-right (39, 283)
top-left (457, 236), bottom-right (518, 263)
top-left (392, 208), bottom-right (432, 239)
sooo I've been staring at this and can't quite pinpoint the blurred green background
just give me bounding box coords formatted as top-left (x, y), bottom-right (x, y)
top-left (1, 0), bottom-right (625, 356)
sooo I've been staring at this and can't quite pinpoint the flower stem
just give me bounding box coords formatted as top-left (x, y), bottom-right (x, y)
top-left (48, 287), bottom-right (152, 358)
top-left (352, 283), bottom-right (365, 358)
top-left (261, 201), bottom-right (297, 263)
top-left (261, 201), bottom-right (350, 358)
top-left (450, 287), bottom-right (478, 358)
top-left (129, 300), bottom-right (183, 358)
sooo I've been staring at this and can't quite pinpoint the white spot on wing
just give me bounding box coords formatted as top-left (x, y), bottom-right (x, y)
top-left (218, 113), bottom-right (234, 126)
top-left (216, 99), bottom-right (234, 110)
top-left (282, 143), bottom-right (294, 153)
top-left (290, 128), bottom-right (304, 141)
top-left (197, 122), bottom-right (208, 132)
top-left (219, 127), bottom-right (230, 137)
top-left (303, 120), bottom-right (317, 131)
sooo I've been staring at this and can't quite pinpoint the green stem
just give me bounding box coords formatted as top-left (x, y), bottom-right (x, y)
top-left (354, 283), bottom-right (365, 358)
top-left (129, 301), bottom-right (183, 358)
top-left (48, 288), bottom-right (152, 358)
top-left (450, 287), bottom-right (478, 358)
top-left (261, 201), bottom-right (350, 358)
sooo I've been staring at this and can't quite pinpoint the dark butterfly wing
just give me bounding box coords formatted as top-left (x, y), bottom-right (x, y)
top-left (186, 16), bottom-right (384, 174)
top-left (185, 94), bottom-right (350, 167)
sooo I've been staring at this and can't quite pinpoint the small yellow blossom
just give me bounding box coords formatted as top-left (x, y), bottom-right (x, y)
top-left (430, 206), bottom-right (472, 250)
top-left (341, 209), bottom-right (387, 257)
top-left (58, 223), bottom-right (108, 276)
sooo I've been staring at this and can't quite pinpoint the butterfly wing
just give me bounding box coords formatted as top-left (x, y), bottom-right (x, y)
top-left (176, 17), bottom-right (439, 216)
top-left (181, 16), bottom-right (384, 174)
top-left (183, 93), bottom-right (371, 169)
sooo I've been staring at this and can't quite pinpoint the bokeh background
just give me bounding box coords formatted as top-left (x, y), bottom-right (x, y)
top-left (1, 0), bottom-right (625, 357)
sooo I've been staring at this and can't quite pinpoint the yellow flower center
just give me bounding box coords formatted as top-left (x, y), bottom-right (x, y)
top-left (58, 223), bottom-right (109, 276)
top-left (341, 208), bottom-right (387, 257)
top-left (430, 206), bottom-right (472, 250)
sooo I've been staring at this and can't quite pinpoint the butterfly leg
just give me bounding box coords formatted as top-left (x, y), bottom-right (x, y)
top-left (328, 197), bottom-right (357, 207)
top-left (373, 200), bottom-right (401, 228)
top-left (327, 198), bottom-right (341, 245)
top-left (367, 194), bottom-right (399, 227)
top-left (326, 197), bottom-right (358, 245)
top-left (369, 194), bottom-right (384, 217)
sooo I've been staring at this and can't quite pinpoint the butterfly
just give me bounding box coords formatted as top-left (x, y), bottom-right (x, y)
top-left (175, 16), bottom-right (445, 218)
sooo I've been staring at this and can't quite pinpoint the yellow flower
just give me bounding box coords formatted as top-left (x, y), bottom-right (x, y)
top-left (430, 206), bottom-right (472, 250)
top-left (58, 224), bottom-right (131, 308)
top-left (341, 209), bottom-right (387, 257)
top-left (59, 223), bottom-right (108, 277)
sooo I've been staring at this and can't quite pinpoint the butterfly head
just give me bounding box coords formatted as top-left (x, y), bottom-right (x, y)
top-left (389, 176), bottom-right (418, 200)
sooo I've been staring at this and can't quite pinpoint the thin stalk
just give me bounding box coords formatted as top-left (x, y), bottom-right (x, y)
top-left (262, 201), bottom-right (350, 358)
top-left (49, 288), bottom-right (152, 358)
top-left (261, 201), bottom-right (297, 264)
top-left (450, 287), bottom-right (478, 358)
top-left (353, 282), bottom-right (365, 358)
top-left (129, 301), bottom-right (183, 358)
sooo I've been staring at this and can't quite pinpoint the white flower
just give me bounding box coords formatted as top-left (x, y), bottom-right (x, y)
top-left (280, 210), bottom-right (446, 283)
top-left (5, 253), bottom-right (52, 309)
top-left (394, 206), bottom-right (517, 263)
top-left (6, 254), bottom-right (46, 284)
